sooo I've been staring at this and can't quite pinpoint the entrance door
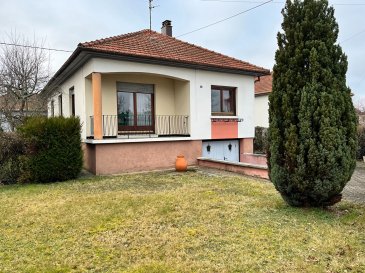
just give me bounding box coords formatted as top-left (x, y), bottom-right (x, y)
top-left (117, 83), bottom-right (154, 133)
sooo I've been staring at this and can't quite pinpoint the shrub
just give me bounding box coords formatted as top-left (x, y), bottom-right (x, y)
top-left (0, 132), bottom-right (27, 184)
top-left (254, 127), bottom-right (268, 154)
top-left (268, 0), bottom-right (357, 207)
top-left (358, 126), bottom-right (365, 160)
top-left (18, 116), bottom-right (83, 183)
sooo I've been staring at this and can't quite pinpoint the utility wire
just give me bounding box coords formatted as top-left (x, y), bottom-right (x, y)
top-left (1, 0), bottom-right (363, 51)
top-left (340, 29), bottom-right (365, 44)
top-left (177, 0), bottom-right (273, 37)
top-left (201, 0), bottom-right (282, 3)
top-left (0, 42), bottom-right (73, 53)
top-left (201, 0), bottom-right (365, 5)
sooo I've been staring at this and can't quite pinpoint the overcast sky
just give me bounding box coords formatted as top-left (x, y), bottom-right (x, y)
top-left (1, 0), bottom-right (364, 103)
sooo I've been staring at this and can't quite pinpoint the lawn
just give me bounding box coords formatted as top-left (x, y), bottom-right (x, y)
top-left (0, 170), bottom-right (364, 273)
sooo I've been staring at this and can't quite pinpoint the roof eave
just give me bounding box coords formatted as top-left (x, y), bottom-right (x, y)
top-left (44, 47), bottom-right (270, 91)
top-left (82, 48), bottom-right (270, 77)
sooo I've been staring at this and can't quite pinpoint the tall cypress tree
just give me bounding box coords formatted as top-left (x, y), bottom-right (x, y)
top-left (268, 0), bottom-right (357, 207)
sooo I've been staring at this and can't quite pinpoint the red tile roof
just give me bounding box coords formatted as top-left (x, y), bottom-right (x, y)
top-left (255, 73), bottom-right (272, 95)
top-left (79, 30), bottom-right (269, 75)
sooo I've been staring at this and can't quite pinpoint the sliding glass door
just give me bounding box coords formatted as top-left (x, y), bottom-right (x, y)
top-left (117, 82), bottom-right (154, 132)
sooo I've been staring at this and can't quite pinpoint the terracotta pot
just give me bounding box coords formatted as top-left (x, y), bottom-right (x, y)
top-left (175, 155), bottom-right (188, 172)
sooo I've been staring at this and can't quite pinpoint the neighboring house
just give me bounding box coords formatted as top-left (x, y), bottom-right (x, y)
top-left (0, 112), bottom-right (10, 131)
top-left (45, 20), bottom-right (270, 175)
top-left (0, 94), bottom-right (47, 131)
top-left (356, 109), bottom-right (365, 126)
top-left (254, 73), bottom-right (272, 128)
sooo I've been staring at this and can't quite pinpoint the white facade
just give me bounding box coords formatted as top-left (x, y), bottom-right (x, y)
top-left (49, 58), bottom-right (256, 142)
top-left (254, 94), bottom-right (269, 128)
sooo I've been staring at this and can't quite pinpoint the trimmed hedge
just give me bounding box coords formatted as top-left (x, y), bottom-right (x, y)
top-left (254, 126), bottom-right (268, 154)
top-left (0, 132), bottom-right (26, 184)
top-left (18, 116), bottom-right (83, 183)
top-left (358, 126), bottom-right (365, 160)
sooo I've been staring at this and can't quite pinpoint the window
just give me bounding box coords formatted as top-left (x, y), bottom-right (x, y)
top-left (69, 87), bottom-right (75, 116)
top-left (211, 86), bottom-right (236, 115)
top-left (117, 82), bottom-right (154, 131)
top-left (58, 94), bottom-right (63, 116)
top-left (50, 100), bottom-right (55, 117)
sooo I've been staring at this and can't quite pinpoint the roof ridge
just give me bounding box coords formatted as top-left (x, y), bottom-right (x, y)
top-left (79, 29), bottom-right (153, 47)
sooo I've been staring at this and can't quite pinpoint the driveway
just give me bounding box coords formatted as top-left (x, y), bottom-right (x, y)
top-left (343, 161), bottom-right (365, 204)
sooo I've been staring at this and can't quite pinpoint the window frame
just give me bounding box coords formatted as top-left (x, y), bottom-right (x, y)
top-left (211, 85), bottom-right (236, 116)
top-left (58, 94), bottom-right (63, 117)
top-left (116, 82), bottom-right (155, 132)
top-left (69, 87), bottom-right (75, 117)
top-left (50, 100), bottom-right (55, 117)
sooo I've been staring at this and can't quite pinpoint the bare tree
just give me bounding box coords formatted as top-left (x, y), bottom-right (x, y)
top-left (355, 97), bottom-right (365, 113)
top-left (0, 33), bottom-right (50, 130)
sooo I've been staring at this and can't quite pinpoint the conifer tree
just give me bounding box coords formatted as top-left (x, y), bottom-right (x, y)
top-left (268, 0), bottom-right (357, 207)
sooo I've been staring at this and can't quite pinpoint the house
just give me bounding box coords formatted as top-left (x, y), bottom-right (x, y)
top-left (254, 73), bottom-right (272, 128)
top-left (45, 20), bottom-right (270, 175)
top-left (0, 94), bottom-right (47, 131)
top-left (356, 109), bottom-right (365, 126)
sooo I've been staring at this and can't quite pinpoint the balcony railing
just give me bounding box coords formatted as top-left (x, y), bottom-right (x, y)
top-left (89, 115), bottom-right (189, 138)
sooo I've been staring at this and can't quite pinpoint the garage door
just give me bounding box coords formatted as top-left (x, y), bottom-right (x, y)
top-left (202, 140), bottom-right (239, 162)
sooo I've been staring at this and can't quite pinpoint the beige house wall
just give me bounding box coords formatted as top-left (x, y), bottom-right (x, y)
top-left (254, 94), bottom-right (269, 128)
top-left (96, 73), bottom-right (188, 117)
top-left (174, 80), bottom-right (190, 116)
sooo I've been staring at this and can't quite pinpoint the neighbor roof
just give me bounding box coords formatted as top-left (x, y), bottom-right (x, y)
top-left (255, 73), bottom-right (272, 96)
top-left (79, 30), bottom-right (269, 75)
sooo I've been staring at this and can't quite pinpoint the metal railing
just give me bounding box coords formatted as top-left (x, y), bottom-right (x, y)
top-left (89, 114), bottom-right (189, 138)
top-left (155, 115), bottom-right (189, 136)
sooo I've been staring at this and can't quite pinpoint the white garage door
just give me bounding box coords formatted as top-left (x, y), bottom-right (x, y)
top-left (202, 140), bottom-right (239, 162)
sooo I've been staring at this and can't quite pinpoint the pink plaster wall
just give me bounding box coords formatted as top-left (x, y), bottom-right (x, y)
top-left (198, 159), bottom-right (269, 179)
top-left (239, 138), bottom-right (254, 154)
top-left (211, 121), bottom-right (238, 139)
top-left (82, 143), bottom-right (96, 174)
top-left (240, 154), bottom-right (267, 166)
top-left (84, 140), bottom-right (202, 175)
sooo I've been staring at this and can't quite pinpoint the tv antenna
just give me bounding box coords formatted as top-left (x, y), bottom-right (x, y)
top-left (149, 0), bottom-right (159, 30)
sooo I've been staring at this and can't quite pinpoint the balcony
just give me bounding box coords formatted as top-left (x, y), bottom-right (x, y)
top-left (89, 115), bottom-right (189, 139)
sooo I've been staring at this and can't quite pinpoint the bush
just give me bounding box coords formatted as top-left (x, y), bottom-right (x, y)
top-left (358, 126), bottom-right (365, 160)
top-left (18, 116), bottom-right (83, 183)
top-left (254, 127), bottom-right (268, 154)
top-left (0, 132), bottom-right (27, 184)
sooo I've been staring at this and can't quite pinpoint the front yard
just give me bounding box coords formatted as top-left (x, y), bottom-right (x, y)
top-left (0, 170), bottom-right (364, 272)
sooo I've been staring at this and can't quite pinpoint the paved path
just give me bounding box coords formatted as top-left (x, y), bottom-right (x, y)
top-left (343, 161), bottom-right (365, 204)
top-left (199, 161), bottom-right (365, 204)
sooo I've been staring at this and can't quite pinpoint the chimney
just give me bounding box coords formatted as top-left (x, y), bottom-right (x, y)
top-left (161, 20), bottom-right (172, 36)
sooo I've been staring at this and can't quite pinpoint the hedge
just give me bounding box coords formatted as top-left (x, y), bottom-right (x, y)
top-left (0, 132), bottom-right (27, 184)
top-left (358, 126), bottom-right (365, 160)
top-left (18, 116), bottom-right (83, 183)
top-left (254, 126), bottom-right (268, 154)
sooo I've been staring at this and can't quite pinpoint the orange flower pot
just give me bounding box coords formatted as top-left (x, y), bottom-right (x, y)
top-left (175, 155), bottom-right (188, 172)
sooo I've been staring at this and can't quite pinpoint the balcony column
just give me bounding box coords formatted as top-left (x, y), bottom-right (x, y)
top-left (92, 72), bottom-right (103, 140)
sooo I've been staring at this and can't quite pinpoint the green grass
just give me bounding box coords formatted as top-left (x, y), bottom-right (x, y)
top-left (0, 170), bottom-right (364, 273)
